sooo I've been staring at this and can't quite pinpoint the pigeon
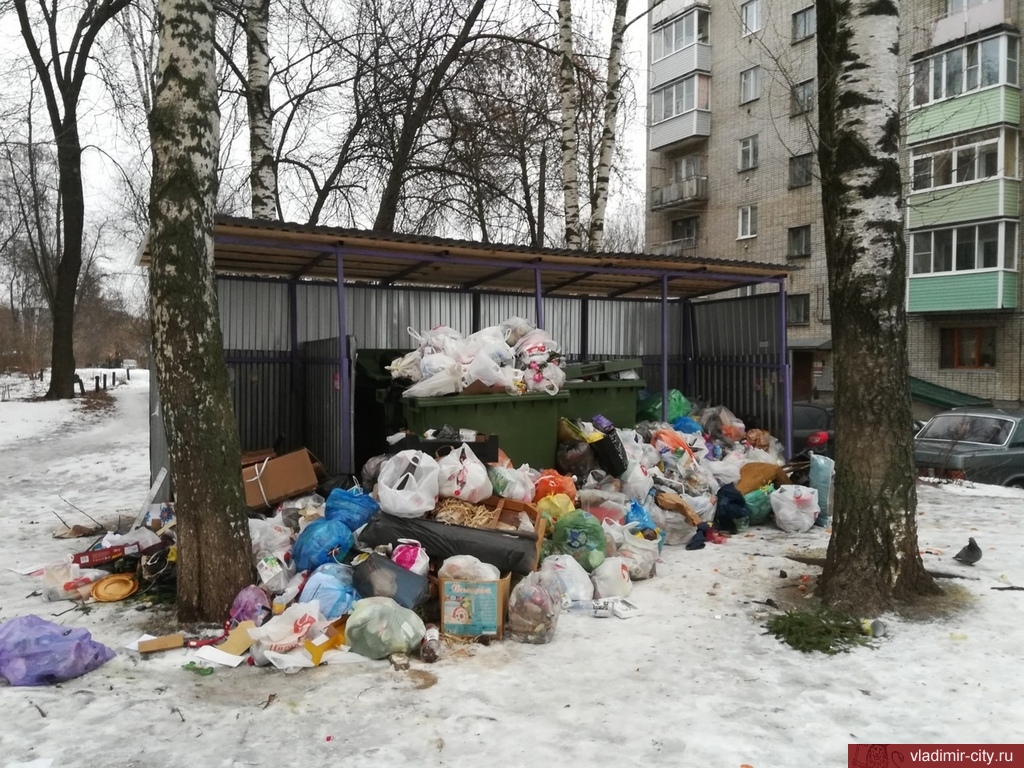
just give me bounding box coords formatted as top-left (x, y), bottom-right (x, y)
top-left (953, 537), bottom-right (982, 566)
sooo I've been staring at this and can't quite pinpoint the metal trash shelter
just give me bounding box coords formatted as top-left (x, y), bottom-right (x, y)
top-left (146, 216), bottom-right (796, 480)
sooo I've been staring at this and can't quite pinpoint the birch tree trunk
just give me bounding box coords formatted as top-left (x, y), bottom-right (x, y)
top-left (815, 0), bottom-right (939, 613)
top-left (246, 0), bottom-right (278, 220)
top-left (557, 0), bottom-right (581, 249)
top-left (149, 0), bottom-right (254, 622)
top-left (586, 0), bottom-right (628, 251)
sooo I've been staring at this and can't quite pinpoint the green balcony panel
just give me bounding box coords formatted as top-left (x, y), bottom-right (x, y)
top-left (907, 179), bottom-right (1019, 229)
top-left (907, 87), bottom-right (1020, 145)
top-left (908, 271), bottom-right (1017, 312)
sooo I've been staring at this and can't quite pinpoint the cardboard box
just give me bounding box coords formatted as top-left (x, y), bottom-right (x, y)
top-left (439, 572), bottom-right (511, 640)
top-left (240, 448), bottom-right (277, 468)
top-left (482, 496), bottom-right (546, 571)
top-left (242, 449), bottom-right (319, 509)
top-left (72, 543), bottom-right (141, 567)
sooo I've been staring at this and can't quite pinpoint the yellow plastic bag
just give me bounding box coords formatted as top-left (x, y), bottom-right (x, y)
top-left (536, 493), bottom-right (576, 523)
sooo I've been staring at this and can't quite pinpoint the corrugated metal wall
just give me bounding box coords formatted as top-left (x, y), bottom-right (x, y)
top-left (689, 294), bottom-right (785, 439)
top-left (210, 277), bottom-right (785, 472)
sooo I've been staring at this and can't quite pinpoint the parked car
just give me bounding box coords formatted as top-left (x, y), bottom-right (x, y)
top-left (913, 407), bottom-right (1024, 488)
top-left (792, 401), bottom-right (835, 456)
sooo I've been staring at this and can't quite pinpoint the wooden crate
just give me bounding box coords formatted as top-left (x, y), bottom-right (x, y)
top-left (482, 496), bottom-right (546, 570)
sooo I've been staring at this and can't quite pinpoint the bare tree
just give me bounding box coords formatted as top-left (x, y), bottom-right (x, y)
top-left (10, 0), bottom-right (131, 398)
top-left (557, 0), bottom-right (581, 248)
top-left (149, 0), bottom-right (253, 621)
top-left (815, 0), bottom-right (939, 613)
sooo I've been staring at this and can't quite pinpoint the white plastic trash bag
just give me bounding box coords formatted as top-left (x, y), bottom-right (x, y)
top-left (376, 450), bottom-right (440, 518)
top-left (540, 554), bottom-right (594, 603)
top-left (618, 533), bottom-right (659, 580)
top-left (591, 557), bottom-right (632, 598)
top-left (437, 444), bottom-right (493, 503)
top-left (769, 485), bottom-right (819, 533)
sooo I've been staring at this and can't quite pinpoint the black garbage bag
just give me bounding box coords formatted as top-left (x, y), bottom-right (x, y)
top-left (359, 454), bottom-right (390, 492)
top-left (555, 440), bottom-right (598, 479)
top-left (714, 482), bottom-right (750, 534)
top-left (359, 512), bottom-right (539, 575)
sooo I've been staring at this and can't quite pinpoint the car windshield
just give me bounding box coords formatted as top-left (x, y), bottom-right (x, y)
top-left (917, 414), bottom-right (1015, 446)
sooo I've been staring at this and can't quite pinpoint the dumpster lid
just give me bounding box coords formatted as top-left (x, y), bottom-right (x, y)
top-left (561, 358), bottom-right (643, 381)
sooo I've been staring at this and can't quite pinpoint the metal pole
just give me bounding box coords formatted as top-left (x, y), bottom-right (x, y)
top-left (288, 279), bottom-right (300, 451)
top-left (661, 274), bottom-right (670, 422)
top-left (335, 251), bottom-right (352, 474)
top-left (778, 279), bottom-right (793, 458)
top-left (534, 268), bottom-right (544, 328)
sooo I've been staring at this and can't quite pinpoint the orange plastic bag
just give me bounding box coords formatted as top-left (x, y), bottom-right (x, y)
top-left (533, 469), bottom-right (577, 504)
top-left (652, 429), bottom-right (696, 461)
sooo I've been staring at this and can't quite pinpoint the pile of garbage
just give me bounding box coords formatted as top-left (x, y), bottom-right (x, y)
top-left (386, 317), bottom-right (565, 397)
top-left (3, 388), bottom-right (838, 684)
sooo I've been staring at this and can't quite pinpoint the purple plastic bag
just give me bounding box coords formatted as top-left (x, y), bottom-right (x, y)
top-left (0, 614), bottom-right (116, 686)
top-left (229, 585), bottom-right (272, 625)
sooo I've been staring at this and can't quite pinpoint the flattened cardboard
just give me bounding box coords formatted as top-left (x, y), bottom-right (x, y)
top-left (215, 621), bottom-right (256, 656)
top-left (439, 572), bottom-right (511, 639)
top-left (242, 449), bottom-right (318, 509)
top-left (138, 634), bottom-right (185, 653)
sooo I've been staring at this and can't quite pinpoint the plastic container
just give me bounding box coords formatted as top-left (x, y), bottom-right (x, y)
top-left (403, 391), bottom-right (568, 470)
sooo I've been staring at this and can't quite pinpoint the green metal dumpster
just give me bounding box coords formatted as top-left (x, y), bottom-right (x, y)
top-left (402, 391), bottom-right (568, 469)
top-left (559, 358), bottom-right (645, 428)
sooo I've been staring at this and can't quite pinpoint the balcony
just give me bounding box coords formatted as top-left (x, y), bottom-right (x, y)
top-left (649, 110), bottom-right (711, 151)
top-left (907, 178), bottom-right (1020, 229)
top-left (932, 0), bottom-right (1005, 48)
top-left (651, 42), bottom-right (712, 90)
top-left (907, 86), bottom-right (1020, 144)
top-left (650, 176), bottom-right (709, 211)
top-left (650, 238), bottom-right (699, 258)
top-left (908, 270), bottom-right (1018, 312)
top-left (651, 0), bottom-right (710, 26)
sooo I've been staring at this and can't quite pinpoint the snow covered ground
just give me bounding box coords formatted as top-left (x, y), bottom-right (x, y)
top-left (1, 370), bottom-right (1022, 768)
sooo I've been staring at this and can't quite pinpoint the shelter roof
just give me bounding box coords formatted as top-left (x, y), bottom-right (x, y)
top-left (143, 216), bottom-right (794, 300)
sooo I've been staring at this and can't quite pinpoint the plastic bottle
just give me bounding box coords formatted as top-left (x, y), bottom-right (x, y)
top-left (420, 624), bottom-right (440, 663)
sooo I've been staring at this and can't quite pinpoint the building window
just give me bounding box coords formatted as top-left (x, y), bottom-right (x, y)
top-left (651, 73), bottom-right (711, 123)
top-left (909, 128), bottom-right (1016, 190)
top-left (910, 221), bottom-right (1016, 273)
top-left (791, 79), bottom-right (816, 115)
top-left (671, 216), bottom-right (699, 245)
top-left (789, 153), bottom-right (814, 188)
top-left (788, 225), bottom-right (812, 257)
top-left (939, 327), bottom-right (996, 368)
top-left (792, 6), bottom-right (815, 42)
top-left (787, 294), bottom-right (811, 325)
top-left (672, 154), bottom-right (703, 180)
top-left (741, 0), bottom-right (762, 35)
top-left (651, 9), bottom-right (710, 61)
top-left (911, 34), bottom-right (1017, 107)
top-left (739, 135), bottom-right (759, 171)
top-left (740, 66), bottom-right (761, 103)
top-left (948, 0), bottom-right (987, 13)
top-left (738, 204), bottom-right (758, 238)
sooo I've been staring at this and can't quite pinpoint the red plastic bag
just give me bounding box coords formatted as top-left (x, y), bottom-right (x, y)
top-left (533, 469), bottom-right (577, 504)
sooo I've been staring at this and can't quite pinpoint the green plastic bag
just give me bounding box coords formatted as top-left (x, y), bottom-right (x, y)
top-left (551, 510), bottom-right (606, 572)
top-left (744, 485), bottom-right (774, 525)
top-left (637, 389), bottom-right (691, 423)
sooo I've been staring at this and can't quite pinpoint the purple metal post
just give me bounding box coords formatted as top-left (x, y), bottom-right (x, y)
top-left (288, 279), bottom-right (300, 448)
top-left (335, 250), bottom-right (352, 474)
top-left (777, 279), bottom-right (793, 458)
top-left (534, 268), bottom-right (544, 327)
top-left (661, 274), bottom-right (670, 422)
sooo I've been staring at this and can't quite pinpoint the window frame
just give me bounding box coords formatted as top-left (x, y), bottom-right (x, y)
top-left (910, 221), bottom-right (1018, 274)
top-left (791, 79), bottom-right (816, 115)
top-left (740, 66), bottom-right (761, 104)
top-left (651, 9), bottom-right (710, 62)
top-left (739, 134), bottom-right (759, 172)
top-left (789, 153), bottom-right (814, 188)
top-left (911, 34), bottom-right (1020, 107)
top-left (650, 73), bottom-right (710, 123)
top-left (738, 204), bottom-right (758, 239)
top-left (939, 327), bottom-right (997, 369)
top-left (792, 6), bottom-right (815, 43)
top-left (671, 216), bottom-right (700, 245)
top-left (787, 294), bottom-right (811, 326)
top-left (788, 225), bottom-right (812, 258)
top-left (908, 128), bottom-right (1016, 191)
top-left (741, 0), bottom-right (762, 35)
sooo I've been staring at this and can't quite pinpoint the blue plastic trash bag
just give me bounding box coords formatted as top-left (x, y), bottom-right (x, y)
top-left (625, 499), bottom-right (657, 532)
top-left (299, 563), bottom-right (359, 619)
top-left (0, 614), bottom-right (115, 686)
top-left (291, 518), bottom-right (355, 572)
top-left (325, 487), bottom-right (379, 532)
top-left (672, 416), bottom-right (704, 435)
